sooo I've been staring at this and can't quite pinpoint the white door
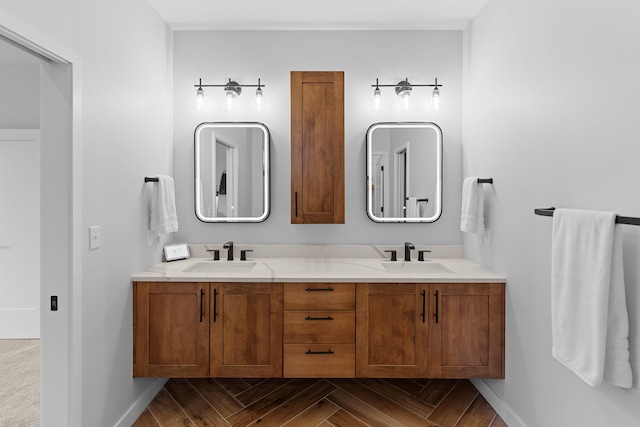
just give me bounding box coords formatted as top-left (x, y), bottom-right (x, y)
top-left (0, 130), bottom-right (40, 338)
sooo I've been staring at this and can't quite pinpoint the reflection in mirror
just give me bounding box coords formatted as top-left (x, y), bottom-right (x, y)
top-left (366, 122), bottom-right (442, 223)
top-left (195, 122), bottom-right (270, 222)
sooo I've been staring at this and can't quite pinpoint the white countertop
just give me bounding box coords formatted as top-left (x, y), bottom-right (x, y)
top-left (132, 245), bottom-right (506, 284)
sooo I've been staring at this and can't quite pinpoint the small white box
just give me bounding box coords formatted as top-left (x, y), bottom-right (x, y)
top-left (164, 243), bottom-right (190, 262)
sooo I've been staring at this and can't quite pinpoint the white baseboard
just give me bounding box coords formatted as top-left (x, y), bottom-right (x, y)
top-left (113, 378), bottom-right (167, 427)
top-left (471, 379), bottom-right (527, 427)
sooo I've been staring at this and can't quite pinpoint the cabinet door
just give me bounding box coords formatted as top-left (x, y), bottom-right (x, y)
top-left (356, 283), bottom-right (428, 377)
top-left (133, 282), bottom-right (209, 377)
top-left (429, 283), bottom-right (505, 378)
top-left (210, 283), bottom-right (283, 377)
top-left (291, 71), bottom-right (345, 224)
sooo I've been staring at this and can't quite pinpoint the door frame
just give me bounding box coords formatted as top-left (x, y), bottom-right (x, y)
top-left (0, 11), bottom-right (82, 426)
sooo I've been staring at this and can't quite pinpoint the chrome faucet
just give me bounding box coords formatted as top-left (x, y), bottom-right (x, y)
top-left (223, 241), bottom-right (234, 261)
top-left (404, 242), bottom-right (415, 262)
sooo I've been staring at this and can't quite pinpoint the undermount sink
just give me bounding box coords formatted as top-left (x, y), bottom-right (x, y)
top-left (381, 261), bottom-right (453, 274)
top-left (184, 261), bottom-right (256, 273)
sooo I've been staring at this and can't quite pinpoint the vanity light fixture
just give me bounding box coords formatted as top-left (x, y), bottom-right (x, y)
top-left (371, 77), bottom-right (442, 110)
top-left (194, 77), bottom-right (266, 110)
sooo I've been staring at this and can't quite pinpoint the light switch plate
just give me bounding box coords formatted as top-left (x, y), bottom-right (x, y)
top-left (89, 226), bottom-right (101, 250)
top-left (164, 243), bottom-right (190, 262)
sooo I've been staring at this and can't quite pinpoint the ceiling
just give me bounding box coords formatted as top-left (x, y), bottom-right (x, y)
top-left (146, 0), bottom-right (489, 30)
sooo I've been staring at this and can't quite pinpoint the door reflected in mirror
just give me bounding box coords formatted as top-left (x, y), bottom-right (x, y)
top-left (195, 122), bottom-right (270, 222)
top-left (366, 122), bottom-right (442, 223)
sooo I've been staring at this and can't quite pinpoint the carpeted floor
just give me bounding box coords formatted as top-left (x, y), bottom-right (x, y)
top-left (0, 339), bottom-right (40, 426)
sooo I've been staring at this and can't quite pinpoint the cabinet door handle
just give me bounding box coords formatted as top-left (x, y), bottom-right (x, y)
top-left (305, 287), bottom-right (334, 292)
top-left (295, 191), bottom-right (298, 217)
top-left (305, 315), bottom-right (334, 321)
top-left (305, 349), bottom-right (334, 355)
top-left (200, 289), bottom-right (204, 323)
top-left (421, 290), bottom-right (426, 323)
top-left (434, 289), bottom-right (439, 324)
top-left (213, 288), bottom-right (218, 322)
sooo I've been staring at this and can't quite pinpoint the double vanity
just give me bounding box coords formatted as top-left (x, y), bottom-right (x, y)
top-left (132, 245), bottom-right (506, 380)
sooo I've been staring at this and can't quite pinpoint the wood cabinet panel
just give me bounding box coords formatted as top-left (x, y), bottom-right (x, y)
top-left (291, 71), bottom-right (344, 224)
top-left (356, 283), bottom-right (428, 377)
top-left (284, 311), bottom-right (355, 344)
top-left (284, 344), bottom-right (355, 378)
top-left (284, 283), bottom-right (355, 311)
top-left (133, 282), bottom-right (209, 378)
top-left (429, 283), bottom-right (505, 378)
top-left (210, 283), bottom-right (283, 377)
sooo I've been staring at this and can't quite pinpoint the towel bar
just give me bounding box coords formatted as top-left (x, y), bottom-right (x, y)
top-left (534, 207), bottom-right (640, 226)
top-left (406, 197), bottom-right (429, 203)
top-left (478, 178), bottom-right (493, 184)
top-left (144, 177), bottom-right (159, 182)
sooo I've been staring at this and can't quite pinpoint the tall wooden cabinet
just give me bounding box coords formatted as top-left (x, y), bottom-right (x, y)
top-left (428, 283), bottom-right (505, 378)
top-left (133, 282), bottom-right (209, 377)
top-left (355, 283), bottom-right (429, 377)
top-left (290, 71), bottom-right (344, 224)
top-left (210, 283), bottom-right (283, 377)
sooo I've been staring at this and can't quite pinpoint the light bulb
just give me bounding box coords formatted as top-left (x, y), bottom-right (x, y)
top-left (432, 86), bottom-right (440, 111)
top-left (196, 86), bottom-right (205, 109)
top-left (255, 87), bottom-right (265, 112)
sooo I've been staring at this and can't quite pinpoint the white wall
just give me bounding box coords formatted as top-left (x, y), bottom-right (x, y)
top-left (463, 0), bottom-right (640, 425)
top-left (0, 1), bottom-right (173, 426)
top-left (0, 64), bottom-right (39, 128)
top-left (173, 30), bottom-right (463, 245)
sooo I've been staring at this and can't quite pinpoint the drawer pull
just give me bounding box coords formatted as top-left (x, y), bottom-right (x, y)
top-left (305, 287), bottom-right (334, 292)
top-left (305, 315), bottom-right (334, 321)
top-left (305, 349), bottom-right (334, 355)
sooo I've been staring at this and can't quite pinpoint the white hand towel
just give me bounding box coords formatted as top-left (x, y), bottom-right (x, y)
top-left (460, 177), bottom-right (484, 236)
top-left (150, 175), bottom-right (178, 235)
top-left (551, 208), bottom-right (632, 388)
top-left (406, 197), bottom-right (419, 218)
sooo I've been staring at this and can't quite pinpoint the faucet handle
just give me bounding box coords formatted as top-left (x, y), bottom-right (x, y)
top-left (240, 249), bottom-right (253, 261)
top-left (384, 250), bottom-right (397, 261)
top-left (418, 250), bottom-right (431, 262)
top-left (206, 249), bottom-right (220, 260)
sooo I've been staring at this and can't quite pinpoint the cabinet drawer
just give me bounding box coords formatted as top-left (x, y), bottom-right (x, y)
top-left (284, 312), bottom-right (355, 344)
top-left (284, 283), bottom-right (355, 311)
top-left (284, 344), bottom-right (355, 378)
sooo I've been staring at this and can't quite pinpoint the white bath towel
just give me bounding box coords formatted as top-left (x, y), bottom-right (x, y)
top-left (150, 175), bottom-right (178, 235)
top-left (551, 208), bottom-right (632, 388)
top-left (460, 177), bottom-right (484, 236)
top-left (406, 197), bottom-right (419, 218)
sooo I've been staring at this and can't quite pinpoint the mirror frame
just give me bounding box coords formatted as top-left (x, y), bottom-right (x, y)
top-left (194, 122), bottom-right (270, 223)
top-left (366, 122), bottom-right (443, 223)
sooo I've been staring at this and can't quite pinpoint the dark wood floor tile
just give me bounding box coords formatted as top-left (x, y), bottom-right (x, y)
top-left (357, 378), bottom-right (435, 418)
top-left (418, 379), bottom-right (459, 406)
top-left (165, 379), bottom-right (230, 427)
top-left (454, 395), bottom-right (496, 426)
top-left (132, 409), bottom-right (160, 427)
top-left (148, 388), bottom-right (195, 426)
top-left (248, 380), bottom-right (337, 426)
top-left (282, 399), bottom-right (339, 426)
top-left (227, 378), bottom-right (318, 426)
top-left (428, 380), bottom-right (478, 427)
top-left (215, 378), bottom-right (253, 396)
top-left (326, 388), bottom-right (405, 427)
top-left (327, 409), bottom-right (369, 427)
top-left (316, 421), bottom-right (334, 427)
top-left (329, 378), bottom-right (434, 425)
top-left (234, 378), bottom-right (293, 406)
top-left (490, 414), bottom-right (509, 427)
top-left (188, 379), bottom-right (243, 418)
top-left (382, 378), bottom-right (431, 396)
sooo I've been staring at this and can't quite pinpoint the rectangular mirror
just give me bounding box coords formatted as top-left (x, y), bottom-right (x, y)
top-left (195, 122), bottom-right (270, 222)
top-left (366, 122), bottom-right (442, 223)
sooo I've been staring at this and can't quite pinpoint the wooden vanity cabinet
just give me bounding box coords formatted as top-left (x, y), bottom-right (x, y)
top-left (133, 282), bottom-right (209, 378)
top-left (356, 283), bottom-right (429, 377)
top-left (210, 283), bottom-right (283, 377)
top-left (428, 283), bottom-right (505, 378)
top-left (283, 283), bottom-right (355, 377)
top-left (290, 71), bottom-right (345, 224)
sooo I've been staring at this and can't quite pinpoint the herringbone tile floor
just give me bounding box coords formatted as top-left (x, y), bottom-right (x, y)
top-left (133, 378), bottom-right (507, 426)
